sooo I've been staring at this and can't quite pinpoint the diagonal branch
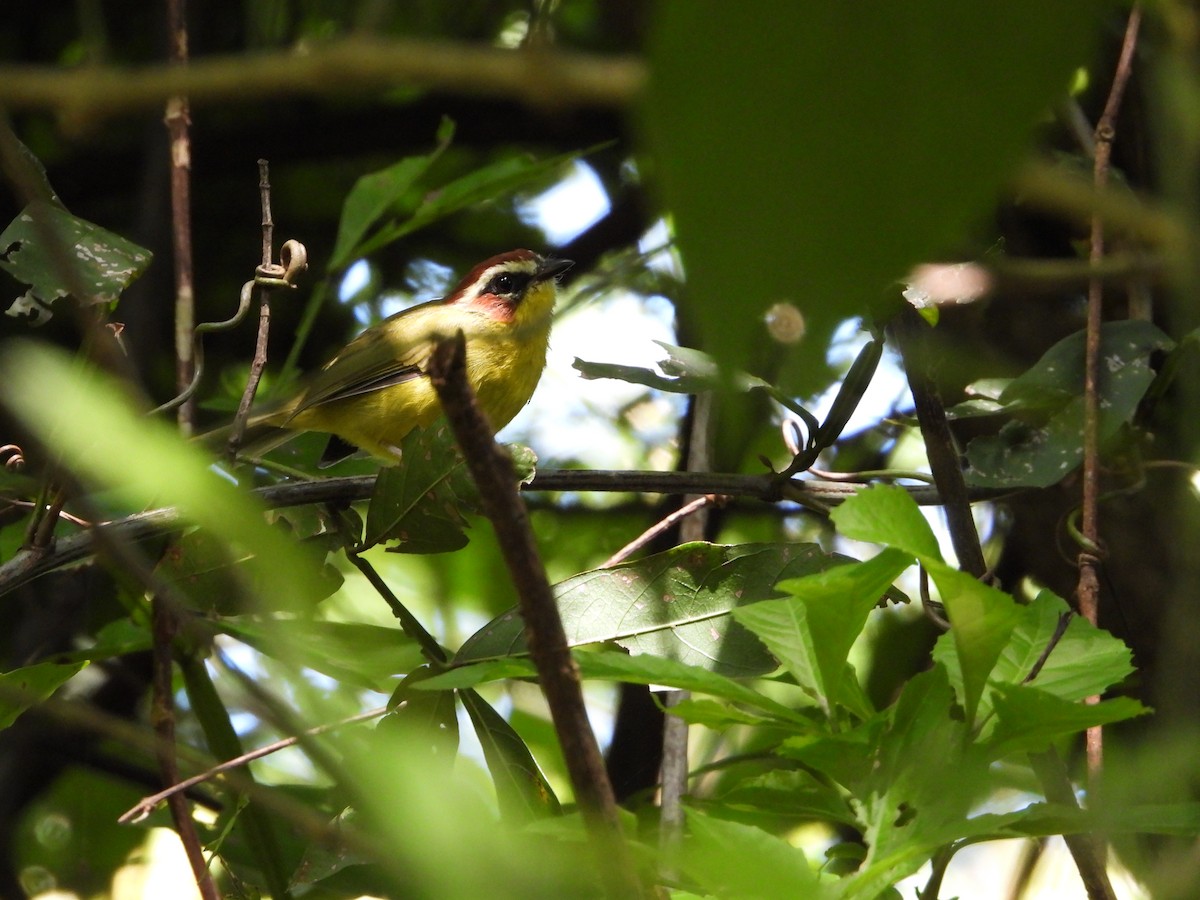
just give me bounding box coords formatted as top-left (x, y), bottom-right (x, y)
top-left (426, 332), bottom-right (646, 898)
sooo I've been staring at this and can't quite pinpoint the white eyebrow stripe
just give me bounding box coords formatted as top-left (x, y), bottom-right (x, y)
top-left (462, 261), bottom-right (539, 298)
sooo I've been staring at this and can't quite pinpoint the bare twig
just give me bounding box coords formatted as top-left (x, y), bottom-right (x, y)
top-left (1028, 750), bottom-right (1117, 900)
top-left (151, 595), bottom-right (219, 900)
top-left (659, 391), bottom-right (715, 875)
top-left (1079, 5), bottom-right (1141, 796)
top-left (0, 469), bottom-right (996, 598)
top-left (121, 706), bottom-right (385, 825)
top-left (892, 307), bottom-right (987, 578)
top-left (166, 0), bottom-right (196, 432)
top-left (427, 332), bottom-right (644, 898)
top-left (227, 161), bottom-right (277, 457)
top-left (600, 494), bottom-right (722, 568)
top-left (0, 37), bottom-right (645, 131)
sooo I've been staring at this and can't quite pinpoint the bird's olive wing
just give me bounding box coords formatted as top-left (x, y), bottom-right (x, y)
top-left (285, 303), bottom-right (443, 416)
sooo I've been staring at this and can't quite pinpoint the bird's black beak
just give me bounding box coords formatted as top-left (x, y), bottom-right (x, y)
top-left (536, 257), bottom-right (574, 282)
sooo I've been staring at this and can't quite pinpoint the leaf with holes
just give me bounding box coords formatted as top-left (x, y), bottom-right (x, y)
top-left (1, 201), bottom-right (152, 323)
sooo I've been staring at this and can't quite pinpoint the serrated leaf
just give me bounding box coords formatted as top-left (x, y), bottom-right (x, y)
top-left (829, 484), bottom-right (941, 561)
top-left (733, 547), bottom-right (910, 715)
top-left (1, 201), bottom-right (152, 322)
top-left (927, 563), bottom-right (1023, 726)
top-left (985, 686), bottom-right (1148, 759)
top-left (456, 542), bottom-right (860, 677)
top-left (933, 590), bottom-right (1136, 730)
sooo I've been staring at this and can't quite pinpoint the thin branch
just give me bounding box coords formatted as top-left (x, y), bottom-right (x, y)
top-left (1078, 5), bottom-right (1141, 798)
top-left (226, 161), bottom-right (277, 457)
top-left (0, 469), bottom-right (996, 598)
top-left (600, 494), bottom-right (722, 568)
top-left (893, 306), bottom-right (987, 578)
top-left (1027, 750), bottom-right (1117, 900)
top-left (151, 595), bottom-right (219, 900)
top-left (166, 0), bottom-right (196, 432)
top-left (660, 391), bottom-right (715, 875)
top-left (426, 332), bottom-right (645, 898)
top-left (0, 37), bottom-right (645, 132)
top-left (121, 707), bottom-right (385, 825)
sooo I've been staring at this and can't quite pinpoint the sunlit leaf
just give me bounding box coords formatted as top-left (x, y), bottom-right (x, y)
top-left (0, 661), bottom-right (87, 730)
top-left (733, 547), bottom-right (910, 714)
top-left (0, 201), bottom-right (152, 323)
top-left (456, 542), bottom-right (863, 677)
top-left (965, 321), bottom-right (1173, 488)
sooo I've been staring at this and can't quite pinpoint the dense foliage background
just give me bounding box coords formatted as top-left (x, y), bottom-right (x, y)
top-left (1, 2), bottom-right (1198, 898)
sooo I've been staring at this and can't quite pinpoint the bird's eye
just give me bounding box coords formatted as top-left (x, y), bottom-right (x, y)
top-left (485, 270), bottom-right (533, 297)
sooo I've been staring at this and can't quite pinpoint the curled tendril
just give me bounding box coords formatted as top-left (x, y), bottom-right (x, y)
top-left (152, 239), bottom-right (308, 417)
top-left (1, 444), bottom-right (25, 470)
top-left (255, 239), bottom-right (308, 288)
top-left (781, 418), bottom-right (806, 457)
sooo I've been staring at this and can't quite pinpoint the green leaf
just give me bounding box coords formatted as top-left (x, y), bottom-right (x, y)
top-left (646, 2), bottom-right (1102, 396)
top-left (353, 146), bottom-right (587, 261)
top-left (459, 689), bottom-right (560, 820)
top-left (328, 118), bottom-right (454, 270)
top-left (985, 687), bottom-right (1148, 759)
top-left (849, 666), bottom-right (988, 896)
top-left (0, 201), bottom-right (152, 322)
top-left (733, 547), bottom-right (910, 715)
top-left (218, 618), bottom-right (425, 691)
top-left (829, 484), bottom-right (941, 561)
top-left (665, 698), bottom-right (775, 730)
top-left (965, 321), bottom-right (1173, 488)
top-left (421, 649), bottom-right (810, 724)
top-left (714, 769), bottom-right (859, 828)
top-left (927, 563), bottom-right (1023, 726)
top-left (364, 424), bottom-right (476, 552)
top-left (456, 542), bottom-right (861, 677)
top-left (0, 342), bottom-right (322, 618)
top-left (680, 809), bottom-right (829, 900)
top-left (0, 661), bottom-right (87, 730)
top-left (933, 590), bottom-right (1136, 729)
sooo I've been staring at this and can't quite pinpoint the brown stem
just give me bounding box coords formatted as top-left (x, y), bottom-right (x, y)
top-left (600, 494), bottom-right (721, 568)
top-left (152, 596), bottom-right (220, 900)
top-left (120, 707), bottom-right (385, 825)
top-left (1078, 4), bottom-right (1141, 795)
top-left (226, 161), bottom-right (275, 457)
top-left (426, 332), bottom-right (645, 898)
top-left (0, 471), bottom-right (999, 598)
top-left (893, 307), bottom-right (987, 578)
top-left (166, 0), bottom-right (196, 432)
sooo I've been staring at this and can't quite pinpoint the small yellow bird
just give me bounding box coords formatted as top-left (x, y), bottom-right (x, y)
top-left (240, 249), bottom-right (572, 465)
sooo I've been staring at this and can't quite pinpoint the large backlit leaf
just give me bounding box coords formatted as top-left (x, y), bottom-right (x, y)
top-left (646, 2), bottom-right (1102, 396)
top-left (455, 542), bottom-right (862, 677)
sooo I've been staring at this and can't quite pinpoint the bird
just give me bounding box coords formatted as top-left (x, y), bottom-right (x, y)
top-left (233, 249), bottom-right (572, 466)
